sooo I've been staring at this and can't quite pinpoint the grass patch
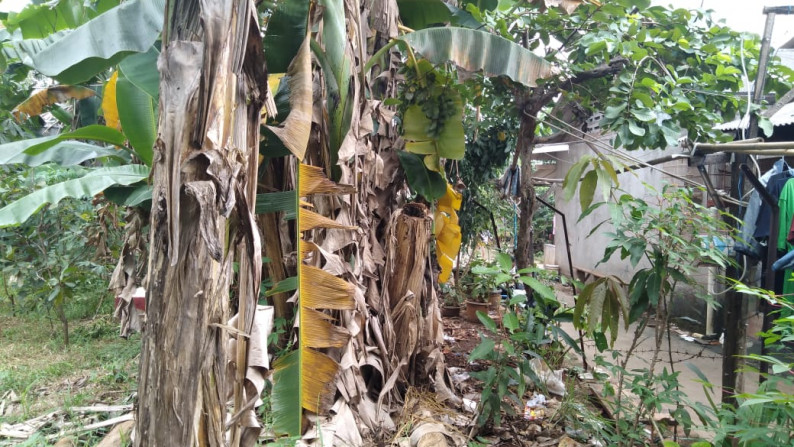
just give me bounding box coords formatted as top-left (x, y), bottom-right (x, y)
top-left (0, 304), bottom-right (140, 424)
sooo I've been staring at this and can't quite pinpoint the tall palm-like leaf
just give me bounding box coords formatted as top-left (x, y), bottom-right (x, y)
top-left (321, 0), bottom-right (353, 156)
top-left (115, 73), bottom-right (156, 166)
top-left (263, 0), bottom-right (310, 74)
top-left (271, 163), bottom-right (357, 436)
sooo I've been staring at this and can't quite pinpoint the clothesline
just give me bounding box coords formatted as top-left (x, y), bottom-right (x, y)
top-left (736, 159), bottom-right (794, 298)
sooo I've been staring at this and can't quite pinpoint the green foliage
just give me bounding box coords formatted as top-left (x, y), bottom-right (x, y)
top-left (400, 27), bottom-right (554, 88)
top-left (0, 164), bottom-right (148, 228)
top-left (593, 355), bottom-right (694, 445)
top-left (321, 0), bottom-right (352, 158)
top-left (115, 73), bottom-right (156, 166)
top-left (3, 0), bottom-right (164, 84)
top-left (458, 255), bottom-right (508, 302)
top-left (573, 186), bottom-right (733, 350)
top-left (678, 298), bottom-right (794, 446)
top-left (573, 276), bottom-right (628, 347)
top-left (0, 164), bottom-right (123, 341)
top-left (440, 282), bottom-right (463, 306)
top-left (396, 0), bottom-right (481, 30)
top-left (568, 183), bottom-right (737, 445)
top-left (397, 0), bottom-right (452, 30)
top-left (396, 151), bottom-right (447, 200)
top-left (262, 0), bottom-right (310, 74)
top-left (452, 76), bottom-right (517, 249)
top-left (395, 58), bottom-right (465, 199)
top-left (470, 0), bottom-right (792, 155)
top-left (0, 67), bottom-right (38, 144)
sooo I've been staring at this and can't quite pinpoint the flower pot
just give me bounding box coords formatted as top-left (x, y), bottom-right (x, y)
top-left (441, 305), bottom-right (461, 318)
top-left (465, 301), bottom-right (490, 323)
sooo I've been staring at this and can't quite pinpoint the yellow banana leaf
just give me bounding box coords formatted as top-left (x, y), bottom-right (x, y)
top-left (13, 85), bottom-right (95, 122)
top-left (299, 163), bottom-right (355, 196)
top-left (299, 208), bottom-right (356, 232)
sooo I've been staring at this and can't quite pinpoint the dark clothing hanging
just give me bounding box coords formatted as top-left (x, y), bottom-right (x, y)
top-left (754, 170), bottom-right (794, 239)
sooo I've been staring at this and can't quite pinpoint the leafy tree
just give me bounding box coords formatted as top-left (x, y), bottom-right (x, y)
top-left (451, 0), bottom-right (793, 270)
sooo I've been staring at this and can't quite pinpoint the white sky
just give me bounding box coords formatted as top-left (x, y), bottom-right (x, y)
top-left (653, 0), bottom-right (794, 47)
top-left (1, 0), bottom-right (794, 47)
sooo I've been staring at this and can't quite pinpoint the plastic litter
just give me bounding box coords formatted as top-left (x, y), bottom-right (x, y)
top-left (529, 358), bottom-right (566, 396)
top-left (462, 398), bottom-right (477, 413)
top-left (524, 393), bottom-right (547, 421)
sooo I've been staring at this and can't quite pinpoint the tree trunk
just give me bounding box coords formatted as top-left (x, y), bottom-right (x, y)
top-left (386, 203), bottom-right (430, 310)
top-left (136, 1), bottom-right (265, 445)
top-left (515, 103), bottom-right (539, 271)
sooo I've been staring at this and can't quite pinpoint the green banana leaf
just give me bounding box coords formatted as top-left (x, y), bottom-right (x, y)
top-left (265, 276), bottom-right (298, 297)
top-left (0, 164), bottom-right (150, 227)
top-left (322, 0), bottom-right (353, 158)
top-left (270, 350), bottom-right (301, 435)
top-left (116, 74), bottom-right (156, 166)
top-left (0, 136), bottom-right (56, 164)
top-left (399, 27), bottom-right (554, 88)
top-left (397, 0), bottom-right (453, 29)
top-left (3, 0), bottom-right (119, 39)
top-left (119, 46), bottom-right (160, 99)
top-left (255, 191), bottom-right (296, 215)
top-left (104, 183), bottom-right (153, 207)
top-left (263, 0), bottom-right (310, 73)
top-left (6, 141), bottom-right (128, 166)
top-left (24, 125), bottom-right (127, 156)
top-left (397, 151), bottom-right (446, 200)
top-left (7, 0), bottom-right (165, 84)
top-left (0, 125), bottom-right (127, 164)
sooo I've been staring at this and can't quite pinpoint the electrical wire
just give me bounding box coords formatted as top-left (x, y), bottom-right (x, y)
top-left (534, 113), bottom-right (743, 206)
top-left (739, 34), bottom-right (752, 141)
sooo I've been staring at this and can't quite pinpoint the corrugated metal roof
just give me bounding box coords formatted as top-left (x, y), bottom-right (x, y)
top-left (716, 102), bottom-right (794, 130)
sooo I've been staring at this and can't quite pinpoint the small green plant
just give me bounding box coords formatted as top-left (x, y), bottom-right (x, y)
top-left (571, 185), bottom-right (734, 445)
top-left (468, 253), bottom-right (581, 428)
top-left (440, 283), bottom-right (463, 307)
top-left (462, 255), bottom-right (510, 303)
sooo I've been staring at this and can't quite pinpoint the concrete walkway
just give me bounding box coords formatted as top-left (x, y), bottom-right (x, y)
top-left (554, 286), bottom-right (765, 415)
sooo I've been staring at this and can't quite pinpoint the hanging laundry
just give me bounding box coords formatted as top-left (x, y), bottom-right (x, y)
top-left (777, 177), bottom-right (794, 299)
top-left (754, 169), bottom-right (794, 239)
top-left (737, 159), bottom-right (785, 258)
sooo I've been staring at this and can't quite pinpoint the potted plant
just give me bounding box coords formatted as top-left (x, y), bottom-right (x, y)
top-left (440, 283), bottom-right (462, 317)
top-left (461, 256), bottom-right (512, 322)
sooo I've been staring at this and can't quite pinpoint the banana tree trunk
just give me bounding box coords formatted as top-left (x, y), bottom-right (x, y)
top-left (136, 1), bottom-right (266, 445)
